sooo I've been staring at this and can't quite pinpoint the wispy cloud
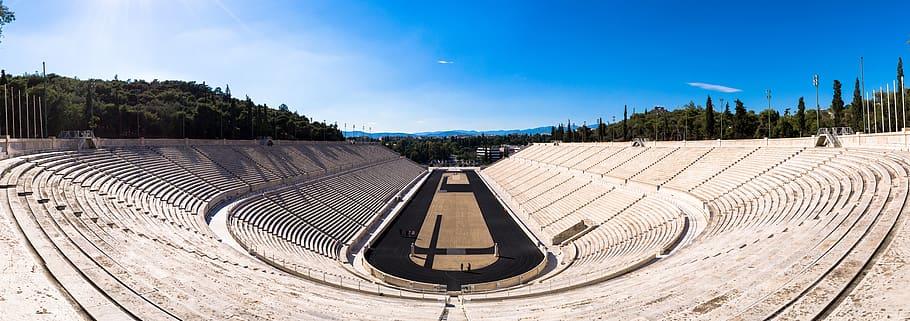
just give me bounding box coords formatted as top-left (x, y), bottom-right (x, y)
top-left (687, 82), bottom-right (742, 93)
top-left (437, 59), bottom-right (454, 64)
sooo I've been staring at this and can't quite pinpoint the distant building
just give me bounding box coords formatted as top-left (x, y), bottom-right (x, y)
top-left (476, 146), bottom-right (503, 162)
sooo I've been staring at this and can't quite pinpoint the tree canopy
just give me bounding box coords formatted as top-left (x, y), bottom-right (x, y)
top-left (0, 73), bottom-right (343, 140)
top-left (0, 0), bottom-right (14, 43)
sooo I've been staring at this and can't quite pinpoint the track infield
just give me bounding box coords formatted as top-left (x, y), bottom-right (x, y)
top-left (366, 169), bottom-right (544, 291)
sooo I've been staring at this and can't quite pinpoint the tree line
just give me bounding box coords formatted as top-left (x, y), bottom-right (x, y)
top-left (382, 134), bottom-right (550, 165)
top-left (0, 72), bottom-right (343, 141)
top-left (552, 58), bottom-right (907, 142)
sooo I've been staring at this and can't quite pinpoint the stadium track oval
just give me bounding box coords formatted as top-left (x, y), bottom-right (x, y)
top-left (365, 170), bottom-right (544, 291)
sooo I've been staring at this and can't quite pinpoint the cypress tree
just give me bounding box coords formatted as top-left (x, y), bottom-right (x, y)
top-left (704, 96), bottom-right (715, 139)
top-left (898, 57), bottom-right (904, 93)
top-left (797, 97), bottom-right (807, 136)
top-left (733, 99), bottom-right (749, 139)
top-left (831, 80), bottom-right (845, 127)
top-left (622, 105), bottom-right (628, 140)
top-left (850, 78), bottom-right (863, 131)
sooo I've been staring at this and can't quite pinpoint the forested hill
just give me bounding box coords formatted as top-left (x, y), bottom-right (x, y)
top-left (0, 72), bottom-right (344, 140)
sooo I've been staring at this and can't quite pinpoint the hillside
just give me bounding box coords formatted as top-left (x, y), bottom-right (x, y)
top-left (0, 73), bottom-right (343, 140)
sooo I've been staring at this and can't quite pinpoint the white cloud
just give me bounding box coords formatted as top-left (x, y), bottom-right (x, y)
top-left (687, 82), bottom-right (742, 93)
top-left (437, 59), bottom-right (454, 64)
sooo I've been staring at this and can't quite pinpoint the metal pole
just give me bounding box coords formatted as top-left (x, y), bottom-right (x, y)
top-left (864, 90), bottom-right (870, 134)
top-left (903, 76), bottom-right (907, 131)
top-left (882, 84), bottom-right (893, 132)
top-left (873, 90), bottom-right (878, 133)
top-left (894, 80), bottom-right (901, 131)
top-left (34, 97), bottom-right (44, 137)
top-left (888, 85), bottom-right (893, 132)
top-left (2, 85), bottom-right (6, 137)
top-left (18, 90), bottom-right (22, 138)
top-left (25, 89), bottom-right (31, 138)
top-left (25, 89), bottom-right (30, 138)
top-left (861, 57), bottom-right (868, 133)
top-left (43, 62), bottom-right (47, 138)
top-left (814, 74), bottom-right (820, 131)
top-left (34, 96), bottom-right (39, 138)
top-left (766, 89), bottom-right (772, 138)
top-left (880, 89), bottom-right (886, 133)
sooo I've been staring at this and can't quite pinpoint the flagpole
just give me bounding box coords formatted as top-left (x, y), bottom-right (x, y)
top-left (883, 87), bottom-right (888, 132)
top-left (903, 76), bottom-right (907, 131)
top-left (861, 57), bottom-right (868, 133)
top-left (18, 89), bottom-right (22, 138)
top-left (880, 90), bottom-right (885, 133)
top-left (3, 84), bottom-right (9, 138)
top-left (2, 85), bottom-right (6, 137)
top-left (25, 89), bottom-right (30, 138)
top-left (37, 97), bottom-right (42, 138)
top-left (872, 90), bottom-right (876, 133)
top-left (895, 80), bottom-right (901, 131)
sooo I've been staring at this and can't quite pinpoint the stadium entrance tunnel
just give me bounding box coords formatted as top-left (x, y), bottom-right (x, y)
top-left (365, 170), bottom-right (545, 292)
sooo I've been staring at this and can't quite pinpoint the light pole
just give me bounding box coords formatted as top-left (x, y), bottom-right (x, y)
top-left (766, 89), bottom-right (772, 138)
top-left (813, 74), bottom-right (820, 132)
top-left (903, 76), bottom-right (907, 131)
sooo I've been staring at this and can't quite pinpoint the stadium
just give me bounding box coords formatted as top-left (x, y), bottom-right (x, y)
top-left (1, 133), bottom-right (909, 320)
top-left (2, 1), bottom-right (910, 320)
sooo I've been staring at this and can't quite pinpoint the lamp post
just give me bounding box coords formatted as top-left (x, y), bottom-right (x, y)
top-left (813, 74), bottom-right (820, 132)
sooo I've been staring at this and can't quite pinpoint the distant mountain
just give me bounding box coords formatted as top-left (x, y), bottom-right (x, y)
top-left (344, 126), bottom-right (551, 139)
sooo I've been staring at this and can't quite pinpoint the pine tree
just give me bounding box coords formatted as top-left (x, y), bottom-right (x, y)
top-left (831, 80), bottom-right (845, 127)
top-left (850, 78), bottom-right (863, 131)
top-left (704, 96), bottom-right (715, 139)
top-left (796, 97), bottom-right (807, 136)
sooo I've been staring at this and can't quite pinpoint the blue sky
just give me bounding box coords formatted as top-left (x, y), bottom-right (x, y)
top-left (0, 0), bottom-right (908, 133)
